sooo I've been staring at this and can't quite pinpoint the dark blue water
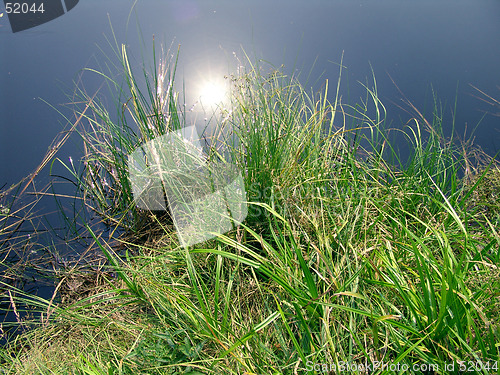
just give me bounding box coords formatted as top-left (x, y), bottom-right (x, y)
top-left (1, 0), bottom-right (500, 342)
top-left (1, 0), bottom-right (500, 187)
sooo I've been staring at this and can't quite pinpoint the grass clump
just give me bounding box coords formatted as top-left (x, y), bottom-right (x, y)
top-left (1, 37), bottom-right (499, 375)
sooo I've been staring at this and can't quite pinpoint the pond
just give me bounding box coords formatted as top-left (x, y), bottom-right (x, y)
top-left (1, 0), bottom-right (500, 343)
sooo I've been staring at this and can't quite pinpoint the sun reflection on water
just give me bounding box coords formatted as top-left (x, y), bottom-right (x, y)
top-left (198, 78), bottom-right (229, 109)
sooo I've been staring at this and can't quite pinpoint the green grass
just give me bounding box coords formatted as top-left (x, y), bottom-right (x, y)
top-left (1, 36), bottom-right (499, 374)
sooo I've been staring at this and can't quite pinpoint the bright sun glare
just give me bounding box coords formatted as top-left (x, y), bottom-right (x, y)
top-left (199, 80), bottom-right (228, 108)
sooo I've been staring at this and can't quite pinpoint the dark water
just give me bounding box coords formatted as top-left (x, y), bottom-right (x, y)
top-left (1, 0), bottom-right (500, 187)
top-left (1, 0), bottom-right (499, 341)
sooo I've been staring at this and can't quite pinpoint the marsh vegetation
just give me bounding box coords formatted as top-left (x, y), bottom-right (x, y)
top-left (1, 37), bottom-right (499, 374)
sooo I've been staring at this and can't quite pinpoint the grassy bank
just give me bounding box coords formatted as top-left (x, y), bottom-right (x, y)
top-left (1, 39), bottom-right (499, 374)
